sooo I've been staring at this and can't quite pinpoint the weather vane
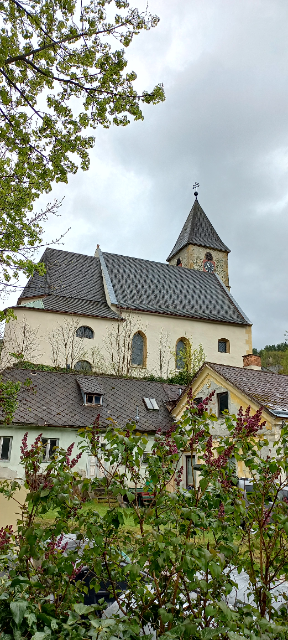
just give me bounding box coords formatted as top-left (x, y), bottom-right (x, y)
top-left (193, 182), bottom-right (200, 199)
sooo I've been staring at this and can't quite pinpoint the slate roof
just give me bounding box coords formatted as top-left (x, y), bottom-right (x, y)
top-left (18, 248), bottom-right (119, 320)
top-left (18, 246), bottom-right (250, 325)
top-left (201, 363), bottom-right (288, 418)
top-left (167, 199), bottom-right (230, 262)
top-left (0, 369), bottom-right (181, 432)
top-left (103, 252), bottom-right (250, 324)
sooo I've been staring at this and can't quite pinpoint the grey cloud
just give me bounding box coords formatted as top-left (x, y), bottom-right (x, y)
top-left (4, 0), bottom-right (288, 349)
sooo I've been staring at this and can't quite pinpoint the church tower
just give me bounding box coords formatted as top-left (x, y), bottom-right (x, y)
top-left (166, 191), bottom-right (230, 289)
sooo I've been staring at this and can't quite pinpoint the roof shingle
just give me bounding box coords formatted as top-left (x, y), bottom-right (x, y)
top-left (103, 252), bottom-right (249, 325)
top-left (167, 199), bottom-right (230, 261)
top-left (0, 369), bottom-right (181, 432)
top-left (206, 363), bottom-right (288, 417)
top-left (18, 245), bottom-right (249, 325)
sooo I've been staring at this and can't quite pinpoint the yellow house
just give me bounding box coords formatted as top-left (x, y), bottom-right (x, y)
top-left (2, 193), bottom-right (252, 375)
top-left (172, 356), bottom-right (288, 487)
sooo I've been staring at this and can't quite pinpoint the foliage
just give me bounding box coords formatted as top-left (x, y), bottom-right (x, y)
top-left (0, 0), bottom-right (164, 302)
top-left (0, 375), bottom-right (21, 423)
top-left (170, 340), bottom-right (205, 386)
top-left (2, 396), bottom-right (288, 636)
top-left (253, 336), bottom-right (288, 374)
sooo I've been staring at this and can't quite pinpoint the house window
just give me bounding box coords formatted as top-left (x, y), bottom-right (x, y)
top-left (0, 437), bottom-right (12, 461)
top-left (186, 455), bottom-right (196, 487)
top-left (194, 397), bottom-right (203, 405)
top-left (76, 326), bottom-right (94, 339)
top-left (218, 392), bottom-right (229, 415)
top-left (228, 455), bottom-right (237, 475)
top-left (218, 339), bottom-right (230, 353)
top-left (176, 338), bottom-right (188, 370)
top-left (42, 438), bottom-right (59, 462)
top-left (85, 394), bottom-right (102, 406)
top-left (131, 332), bottom-right (145, 367)
top-left (142, 452), bottom-right (151, 464)
top-left (74, 360), bottom-right (92, 372)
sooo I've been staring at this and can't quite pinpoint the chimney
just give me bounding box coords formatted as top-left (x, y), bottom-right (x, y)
top-left (242, 354), bottom-right (261, 370)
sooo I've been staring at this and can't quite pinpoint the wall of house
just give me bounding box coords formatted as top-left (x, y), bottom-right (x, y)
top-left (0, 425), bottom-right (88, 480)
top-left (168, 245), bottom-right (229, 288)
top-left (2, 307), bottom-right (252, 376)
top-left (172, 369), bottom-right (280, 486)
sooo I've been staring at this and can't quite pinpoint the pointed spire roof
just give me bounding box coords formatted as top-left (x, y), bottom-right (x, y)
top-left (167, 199), bottom-right (230, 262)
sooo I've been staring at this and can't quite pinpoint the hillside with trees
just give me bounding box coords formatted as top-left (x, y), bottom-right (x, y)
top-left (253, 336), bottom-right (288, 374)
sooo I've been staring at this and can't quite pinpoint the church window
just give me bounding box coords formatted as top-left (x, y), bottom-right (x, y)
top-left (74, 360), bottom-right (92, 372)
top-left (176, 338), bottom-right (188, 370)
top-left (131, 332), bottom-right (146, 367)
top-left (76, 326), bottom-right (94, 339)
top-left (218, 338), bottom-right (230, 353)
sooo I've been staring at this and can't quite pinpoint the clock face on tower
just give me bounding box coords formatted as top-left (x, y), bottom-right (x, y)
top-left (203, 260), bottom-right (215, 273)
top-left (203, 252), bottom-right (215, 273)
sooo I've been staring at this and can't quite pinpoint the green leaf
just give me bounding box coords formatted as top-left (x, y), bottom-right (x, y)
top-left (10, 600), bottom-right (27, 626)
top-left (199, 478), bottom-right (209, 491)
top-left (210, 561), bottom-right (222, 579)
top-left (158, 608), bottom-right (173, 623)
top-left (74, 603), bottom-right (94, 616)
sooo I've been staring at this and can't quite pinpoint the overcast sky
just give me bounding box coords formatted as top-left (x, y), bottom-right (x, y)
top-left (7, 0), bottom-right (288, 349)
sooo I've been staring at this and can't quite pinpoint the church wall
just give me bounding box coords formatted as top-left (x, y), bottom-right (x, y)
top-left (168, 245), bottom-right (229, 288)
top-left (2, 307), bottom-right (252, 375)
top-left (122, 311), bottom-right (252, 375)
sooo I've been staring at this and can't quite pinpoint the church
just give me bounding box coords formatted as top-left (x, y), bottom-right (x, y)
top-left (2, 193), bottom-right (252, 376)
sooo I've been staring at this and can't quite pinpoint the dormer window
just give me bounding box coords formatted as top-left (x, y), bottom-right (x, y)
top-left (85, 393), bottom-right (102, 406)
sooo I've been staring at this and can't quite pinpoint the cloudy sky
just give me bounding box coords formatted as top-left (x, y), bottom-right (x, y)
top-left (7, 0), bottom-right (288, 349)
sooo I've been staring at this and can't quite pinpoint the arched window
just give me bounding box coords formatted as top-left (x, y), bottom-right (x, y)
top-left (131, 332), bottom-right (146, 367)
top-left (76, 326), bottom-right (94, 339)
top-left (74, 360), bottom-right (92, 372)
top-left (218, 338), bottom-right (230, 354)
top-left (176, 338), bottom-right (187, 370)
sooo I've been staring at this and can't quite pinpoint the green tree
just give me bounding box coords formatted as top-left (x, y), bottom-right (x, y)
top-left (0, 0), bottom-right (164, 307)
top-left (2, 395), bottom-right (288, 637)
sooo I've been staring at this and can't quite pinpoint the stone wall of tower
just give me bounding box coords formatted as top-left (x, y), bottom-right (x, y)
top-left (168, 245), bottom-right (230, 289)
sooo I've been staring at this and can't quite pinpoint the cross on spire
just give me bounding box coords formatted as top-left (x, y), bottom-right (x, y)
top-left (193, 182), bottom-right (200, 200)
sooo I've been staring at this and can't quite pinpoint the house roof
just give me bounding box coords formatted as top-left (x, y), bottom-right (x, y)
top-left (0, 368), bottom-right (181, 432)
top-left (167, 199), bottom-right (230, 262)
top-left (18, 248), bottom-right (119, 320)
top-left (103, 252), bottom-right (250, 324)
top-left (17, 246), bottom-right (250, 326)
top-left (194, 362), bottom-right (288, 418)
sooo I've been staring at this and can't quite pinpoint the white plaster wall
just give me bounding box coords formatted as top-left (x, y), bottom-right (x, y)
top-left (2, 307), bottom-right (252, 375)
top-left (0, 426), bottom-right (88, 480)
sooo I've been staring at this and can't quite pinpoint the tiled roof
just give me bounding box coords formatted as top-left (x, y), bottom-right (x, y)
top-left (0, 369), bottom-right (181, 432)
top-left (167, 199), bottom-right (230, 261)
top-left (18, 248), bottom-right (118, 320)
top-left (103, 252), bottom-right (250, 325)
top-left (205, 363), bottom-right (288, 417)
